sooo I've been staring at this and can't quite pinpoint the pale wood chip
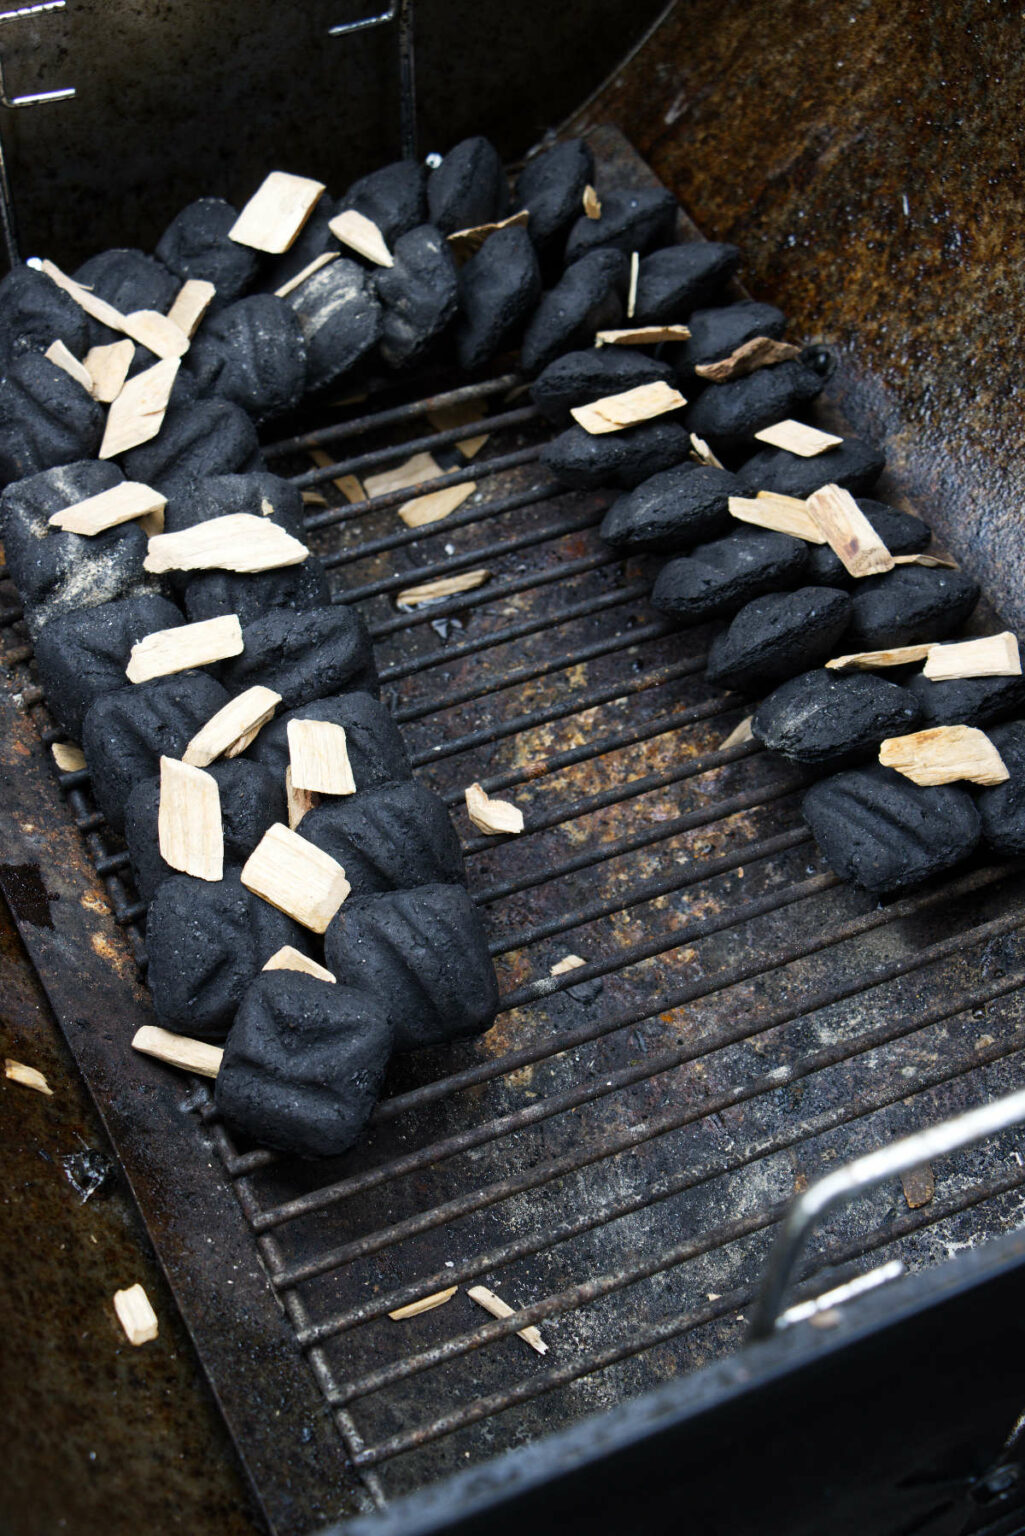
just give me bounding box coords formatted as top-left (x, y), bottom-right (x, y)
top-left (550, 954), bottom-right (585, 976)
top-left (570, 380), bottom-right (686, 435)
top-left (4, 1058), bottom-right (52, 1096)
top-left (466, 1284), bottom-right (547, 1354)
top-left (426, 398), bottom-right (488, 434)
top-left (183, 685), bottom-right (281, 766)
top-left (35, 260), bottom-right (189, 359)
top-left (229, 171), bottom-right (326, 253)
top-left (301, 489), bottom-right (329, 506)
top-left (84, 339), bottom-right (135, 403)
top-left (826, 644), bottom-right (935, 672)
top-left (626, 250), bottom-right (639, 319)
top-left (923, 632), bottom-right (1021, 681)
top-left (456, 433), bottom-right (488, 459)
top-left (241, 822), bottom-right (350, 933)
top-left (287, 718), bottom-right (356, 795)
top-left (719, 715), bottom-right (754, 750)
top-left (99, 356), bottom-right (180, 458)
top-left (165, 278), bottom-right (216, 338)
top-left (689, 432), bottom-right (725, 469)
top-left (754, 419), bottom-right (844, 456)
top-left (308, 447), bottom-right (365, 501)
top-left (45, 338), bottom-right (93, 391)
top-left (397, 570), bottom-right (489, 606)
top-left (595, 325), bottom-right (691, 347)
top-left (126, 614), bottom-right (243, 684)
top-left (399, 483), bottom-right (476, 528)
top-left (879, 724), bottom-right (1009, 786)
top-left (132, 1024), bottom-right (223, 1078)
top-left (262, 946), bottom-right (336, 982)
top-left (285, 766), bottom-right (319, 830)
top-left (901, 1163), bottom-right (935, 1210)
top-left (144, 512), bottom-right (308, 574)
top-left (695, 335), bottom-right (803, 383)
top-left (51, 742), bottom-right (86, 772)
top-left (446, 209), bottom-right (530, 260)
top-left (328, 208), bottom-right (393, 266)
top-left (364, 450), bottom-right (443, 499)
top-left (388, 1287), bottom-right (458, 1320)
top-left (274, 252), bottom-right (339, 299)
top-left (465, 781), bottom-right (524, 835)
top-left (49, 480), bottom-right (166, 536)
top-left (806, 483), bottom-right (894, 577)
top-left (158, 756), bottom-right (223, 882)
top-left (891, 553), bottom-right (959, 569)
top-left (728, 493), bottom-right (824, 543)
top-left (113, 1282), bottom-right (159, 1346)
top-left (582, 184), bottom-right (602, 219)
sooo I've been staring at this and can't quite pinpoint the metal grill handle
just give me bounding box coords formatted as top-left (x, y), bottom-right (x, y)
top-left (329, 0), bottom-right (416, 161)
top-left (748, 1085), bottom-right (1025, 1340)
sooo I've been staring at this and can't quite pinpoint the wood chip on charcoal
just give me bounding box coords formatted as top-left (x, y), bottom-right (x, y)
top-left (582, 184), bottom-right (602, 219)
top-left (45, 338), bottom-right (94, 392)
top-left (595, 324), bottom-right (691, 347)
top-left (165, 278), bottom-right (216, 338)
top-left (4, 1058), bottom-right (52, 1096)
top-left (901, 1163), bottom-right (935, 1209)
top-left (113, 1283), bottom-right (159, 1346)
top-left (728, 492), bottom-right (825, 543)
top-left (879, 724), bottom-right (1009, 786)
top-left (229, 170), bottom-right (326, 253)
top-left (923, 632), bottom-right (1021, 681)
top-left (126, 613), bottom-right (244, 684)
top-left (754, 419), bottom-right (844, 456)
top-left (806, 483), bottom-right (895, 577)
top-left (467, 1284), bottom-right (548, 1355)
top-left (465, 781), bottom-right (524, 835)
top-left (570, 380), bottom-right (687, 435)
top-left (99, 355), bottom-right (181, 459)
top-left (826, 643), bottom-right (936, 672)
top-left (719, 715), bottom-right (754, 749)
top-left (328, 208), bottom-right (394, 267)
top-left (689, 432), bottom-right (725, 469)
top-left (241, 822), bottom-right (350, 933)
top-left (182, 684), bottom-right (281, 766)
top-left (157, 755), bottom-right (223, 882)
top-left (626, 250), bottom-right (639, 319)
top-left (274, 252), bottom-right (339, 299)
top-left (51, 742), bottom-right (86, 772)
top-left (446, 209), bottom-right (530, 260)
top-left (132, 1024), bottom-right (223, 1078)
top-left (397, 570), bottom-right (489, 606)
top-left (388, 1287), bottom-right (458, 1320)
top-left (307, 446), bottom-right (365, 502)
top-left (891, 553), bottom-right (959, 569)
top-left (49, 479), bottom-right (167, 536)
top-left (284, 766), bottom-right (318, 829)
top-left (35, 259), bottom-right (189, 359)
top-left (364, 450), bottom-right (444, 499)
top-left (398, 483), bottom-right (476, 528)
top-left (695, 335), bottom-right (803, 384)
top-left (262, 945), bottom-right (336, 982)
top-left (287, 718), bottom-right (356, 795)
top-left (83, 339), bottom-right (134, 404)
top-left (143, 512), bottom-right (309, 574)
top-left (549, 954), bottom-right (585, 976)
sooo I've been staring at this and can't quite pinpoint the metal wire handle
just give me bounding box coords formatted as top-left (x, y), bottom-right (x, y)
top-left (748, 1085), bottom-right (1025, 1340)
top-left (329, 0), bottom-right (416, 162)
top-left (0, 0), bottom-right (75, 267)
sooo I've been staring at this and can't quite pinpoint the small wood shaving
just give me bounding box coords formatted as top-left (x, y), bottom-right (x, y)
top-left (879, 724), bottom-right (1009, 786)
top-left (891, 553), bottom-right (959, 569)
top-left (719, 716), bottom-right (754, 750)
top-left (51, 742), bottom-right (86, 772)
top-left (397, 570), bottom-right (489, 607)
top-left (582, 184), bottom-right (602, 219)
top-left (35, 260), bottom-right (189, 359)
top-left (229, 171), bottom-right (326, 253)
top-left (262, 946), bottom-right (336, 983)
top-left (467, 1284), bottom-right (547, 1354)
top-left (274, 252), bottom-right (339, 299)
top-left (165, 279), bottom-right (216, 339)
top-left (924, 632), bottom-right (1021, 681)
top-left (826, 644), bottom-right (935, 672)
top-left (398, 482), bottom-right (476, 528)
top-left (626, 250), bottom-right (639, 319)
top-left (99, 356), bottom-right (180, 459)
top-left (728, 493), bottom-right (824, 543)
top-left (754, 419), bottom-right (844, 456)
top-left (127, 614), bottom-right (243, 684)
top-left (388, 1287), bottom-right (458, 1320)
top-left (806, 483), bottom-right (894, 577)
top-left (308, 447), bottom-right (365, 501)
top-left (689, 432), bottom-right (725, 469)
top-left (465, 781), bottom-right (524, 835)
top-left (4, 1058), bottom-right (52, 1096)
top-left (301, 489), bottom-right (329, 506)
top-left (144, 513), bottom-right (308, 574)
top-left (183, 685), bottom-right (281, 766)
top-left (157, 756), bottom-right (223, 882)
top-left (570, 380), bottom-right (686, 435)
top-left (446, 209), bottom-right (530, 260)
top-left (695, 336), bottom-right (803, 383)
top-left (113, 1283), bottom-right (159, 1346)
top-left (595, 324), bottom-right (691, 347)
top-left (328, 208), bottom-right (394, 266)
top-left (287, 718), bottom-right (356, 795)
top-left (45, 338), bottom-right (93, 391)
top-left (285, 766), bottom-right (318, 830)
top-left (364, 450), bottom-right (443, 499)
top-left (550, 955), bottom-right (585, 976)
top-left (901, 1164), bottom-right (935, 1209)
top-left (84, 339), bottom-right (135, 403)
top-left (132, 1025), bottom-right (223, 1079)
top-left (49, 480), bottom-right (166, 536)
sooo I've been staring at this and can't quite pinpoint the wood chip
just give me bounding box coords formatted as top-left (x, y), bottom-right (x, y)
top-left (388, 1287), bottom-right (458, 1320)
top-left (274, 251), bottom-right (339, 299)
top-left (287, 718), bottom-right (356, 795)
top-left (426, 398), bottom-right (489, 457)
top-left (689, 432), bottom-right (725, 469)
top-left (113, 1283), bottom-right (159, 1346)
top-left (157, 756), bottom-right (223, 882)
top-left (901, 1163), bottom-right (935, 1210)
top-left (301, 489), bottom-right (328, 506)
top-left (241, 822), bottom-right (350, 933)
top-left (51, 742), bottom-right (86, 772)
top-left (582, 184), bottom-right (602, 219)
top-left (49, 479), bottom-right (166, 536)
top-left (285, 766), bottom-right (318, 830)
top-left (307, 447), bottom-right (365, 501)
top-left (397, 570), bottom-right (489, 606)
top-left (229, 170), bottom-right (326, 253)
top-left (364, 450), bottom-right (444, 499)
top-left (328, 208), bottom-right (394, 266)
top-left (923, 632), bottom-right (1021, 681)
top-left (143, 512), bottom-right (308, 574)
top-left (132, 1024), bottom-right (223, 1078)
top-left (4, 1058), bottom-right (52, 1095)
top-left (45, 338), bottom-right (93, 391)
top-left (165, 278), bottom-right (216, 338)
top-left (754, 419), bottom-right (844, 456)
top-left (126, 614), bottom-right (243, 684)
top-left (99, 356), bottom-right (180, 458)
top-left (35, 260), bottom-right (189, 359)
top-left (891, 553), bottom-right (959, 569)
top-left (626, 250), bottom-right (639, 319)
top-left (183, 685), bottom-right (281, 766)
top-left (719, 715), bottom-right (754, 750)
top-left (262, 946), bottom-right (336, 982)
top-left (595, 324), bottom-right (691, 347)
top-left (446, 208), bottom-right (530, 260)
top-left (728, 493), bottom-right (824, 543)
top-left (84, 338), bottom-right (136, 403)
top-left (879, 725), bottom-right (1009, 786)
top-left (398, 482), bottom-right (476, 528)
top-left (466, 1284), bottom-right (547, 1354)
top-left (570, 380), bottom-right (687, 435)
top-left (550, 954), bottom-right (585, 976)
top-left (465, 781), bottom-right (524, 835)
top-left (695, 335), bottom-right (803, 383)
top-left (806, 483), bottom-right (895, 577)
top-left (826, 644), bottom-right (935, 672)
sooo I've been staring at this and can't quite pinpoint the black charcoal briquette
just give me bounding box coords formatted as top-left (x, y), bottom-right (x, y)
top-left (977, 722), bottom-right (1025, 855)
top-left (806, 499), bottom-right (930, 585)
top-left (155, 197), bottom-right (259, 305)
top-left (163, 469), bottom-right (304, 538)
top-left (427, 137), bottom-right (509, 235)
top-left (531, 346), bottom-right (676, 422)
top-left (300, 780), bottom-right (464, 897)
top-left (803, 763), bottom-right (981, 894)
top-left (516, 139), bottom-right (594, 253)
top-left (541, 418), bottom-right (690, 490)
top-left (455, 226), bottom-right (541, 371)
top-left (847, 565), bottom-right (980, 649)
top-left (285, 258), bottom-right (382, 392)
top-left (652, 527), bottom-right (808, 624)
top-left (72, 248), bottom-right (180, 347)
top-left (706, 587), bottom-right (852, 693)
top-left (324, 883), bottom-right (498, 1051)
top-left (904, 669), bottom-right (1025, 729)
top-left (632, 242), bottom-right (741, 324)
top-left (682, 300), bottom-right (787, 368)
top-left (184, 557), bottom-right (330, 627)
top-left (0, 264), bottom-right (89, 369)
top-left (186, 294), bottom-right (307, 421)
top-left (215, 972), bottom-right (394, 1158)
top-left (0, 354), bottom-right (104, 487)
top-left (685, 359), bottom-right (825, 446)
top-left (600, 463), bottom-right (739, 553)
top-left (249, 690), bottom-right (408, 784)
top-left (337, 159), bottom-right (428, 243)
top-left (737, 435), bottom-right (886, 498)
top-left (375, 224), bottom-right (458, 369)
top-left (752, 668), bottom-right (923, 766)
top-left (221, 606), bottom-right (378, 710)
top-left (563, 186), bottom-right (678, 263)
top-left (519, 248), bottom-right (628, 374)
top-left (119, 398), bottom-right (262, 495)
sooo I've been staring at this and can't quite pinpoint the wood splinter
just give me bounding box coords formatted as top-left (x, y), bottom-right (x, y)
top-left (285, 765), bottom-right (319, 830)
top-left (328, 208), bottom-right (394, 267)
top-left (695, 335), bottom-right (803, 383)
top-left (826, 643), bottom-right (935, 672)
top-left (287, 718), bottom-right (356, 796)
top-left (923, 631), bottom-right (1021, 681)
top-left (51, 742), bottom-right (86, 772)
top-left (84, 339), bottom-right (135, 404)
top-left (183, 685), bottom-right (281, 767)
top-left (157, 756), bottom-right (223, 882)
top-left (4, 1057), bottom-right (53, 1096)
top-left (388, 1287), bottom-right (458, 1320)
top-left (397, 570), bottom-right (489, 607)
top-left (446, 209), bottom-right (530, 260)
top-left (465, 782), bottom-right (524, 836)
top-left (728, 493), bottom-right (824, 544)
top-left (49, 479), bottom-right (166, 536)
top-left (229, 170), bottom-right (326, 253)
top-left (689, 432), bottom-right (725, 469)
top-left (45, 338), bottom-right (94, 392)
top-left (274, 251), bottom-right (339, 299)
top-left (595, 324), bottom-right (690, 347)
top-left (126, 614), bottom-right (243, 684)
top-left (806, 483), bottom-right (895, 578)
top-left (262, 946), bottom-right (336, 983)
top-left (570, 380), bottom-right (686, 435)
top-left (582, 184), bottom-right (602, 219)
top-left (166, 278), bottom-right (216, 339)
top-left (467, 1284), bottom-right (548, 1355)
top-left (550, 955), bottom-right (585, 976)
top-left (132, 1024), bottom-right (223, 1079)
top-left (719, 715), bottom-right (755, 750)
top-left (113, 1283), bottom-right (160, 1347)
top-left (99, 355), bottom-right (181, 459)
top-left (626, 250), bottom-right (639, 320)
top-left (879, 724), bottom-right (1009, 787)
top-left (241, 823), bottom-right (350, 933)
top-left (754, 419), bottom-right (844, 457)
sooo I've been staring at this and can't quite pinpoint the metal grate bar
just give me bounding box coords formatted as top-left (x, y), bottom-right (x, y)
top-left (322, 482), bottom-right (560, 569)
top-left (300, 446), bottom-right (544, 518)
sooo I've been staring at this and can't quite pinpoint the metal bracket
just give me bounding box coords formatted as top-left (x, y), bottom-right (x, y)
top-left (748, 1085), bottom-right (1025, 1341)
top-left (0, 0), bottom-right (75, 268)
top-left (329, 0), bottom-right (416, 163)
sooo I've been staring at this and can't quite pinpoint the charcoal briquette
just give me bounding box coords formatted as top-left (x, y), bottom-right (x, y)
top-left (541, 417), bottom-right (690, 490)
top-left (632, 242), bottom-right (741, 324)
top-left (163, 468), bottom-right (304, 538)
top-left (324, 883), bottom-right (498, 1051)
top-left (685, 358), bottom-right (825, 446)
top-left (72, 247), bottom-right (180, 347)
top-left (905, 669), bottom-right (1025, 729)
top-left (300, 780), bottom-right (464, 897)
top-left (600, 462), bottom-right (739, 554)
top-left (515, 139), bottom-right (595, 252)
top-left (563, 186), bottom-right (678, 263)
top-left (0, 353), bottom-right (104, 487)
top-left (682, 300), bottom-right (787, 367)
top-left (530, 345), bottom-right (676, 422)
top-left (155, 197), bottom-right (259, 305)
top-left (737, 435), bottom-right (886, 498)
top-left (651, 526), bottom-right (808, 624)
top-left (337, 158), bottom-right (428, 243)
top-left (184, 556), bottom-right (330, 627)
top-left (847, 565), bottom-right (980, 649)
top-left (455, 226), bottom-right (541, 371)
top-left (118, 398), bottom-right (262, 494)
top-left (806, 498), bottom-right (930, 586)
top-left (186, 294), bottom-right (307, 421)
top-left (249, 689), bottom-right (408, 785)
top-left (0, 264), bottom-right (89, 370)
top-left (706, 586), bottom-right (853, 694)
top-left (375, 224), bottom-right (459, 369)
top-left (976, 721), bottom-right (1025, 855)
top-left (519, 248), bottom-right (629, 374)
top-left (426, 137), bottom-right (509, 235)
top-left (752, 668), bottom-right (923, 766)
top-left (285, 257), bottom-right (382, 392)
top-left (221, 606), bottom-right (378, 710)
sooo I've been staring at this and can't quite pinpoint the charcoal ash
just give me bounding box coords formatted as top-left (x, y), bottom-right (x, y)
top-left (530, 345), bottom-right (676, 422)
top-left (163, 469), bottom-right (304, 538)
top-left (155, 197), bottom-right (259, 306)
top-left (652, 526), bottom-right (808, 624)
top-left (803, 763), bottom-right (982, 894)
top-left (806, 498), bottom-right (930, 585)
top-left (600, 463), bottom-right (739, 554)
top-left (516, 139), bottom-right (595, 255)
top-left (249, 689), bottom-right (408, 785)
top-left (737, 434), bottom-right (886, 497)
top-left (427, 136), bottom-right (509, 234)
top-left (455, 225), bottom-right (541, 371)
top-left (72, 247), bottom-right (181, 348)
top-left (336, 158), bottom-right (428, 244)
top-left (977, 721), bottom-right (1025, 855)
top-left (375, 224), bottom-right (459, 369)
top-left (300, 780), bottom-right (465, 898)
top-left (0, 265), bottom-right (89, 370)
top-left (221, 606), bottom-right (378, 710)
top-left (905, 669), bottom-right (1025, 728)
top-left (119, 397), bottom-right (263, 495)
top-left (541, 417), bottom-right (691, 489)
top-left (0, 354), bottom-right (104, 487)
top-left (706, 586), bottom-right (852, 694)
top-left (215, 972), bottom-right (394, 1159)
top-left (632, 242), bottom-right (741, 324)
top-left (752, 668), bottom-right (923, 766)
top-left (186, 294), bottom-right (307, 422)
top-left (685, 358), bottom-right (825, 447)
top-left (183, 557), bottom-right (330, 627)
top-left (564, 185), bottom-right (678, 263)
top-left (284, 257), bottom-right (382, 392)
top-left (847, 565), bottom-right (980, 649)
top-left (520, 248), bottom-right (629, 374)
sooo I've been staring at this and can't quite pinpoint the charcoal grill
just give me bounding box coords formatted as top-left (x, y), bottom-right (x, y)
top-left (3, 61), bottom-right (1025, 1536)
